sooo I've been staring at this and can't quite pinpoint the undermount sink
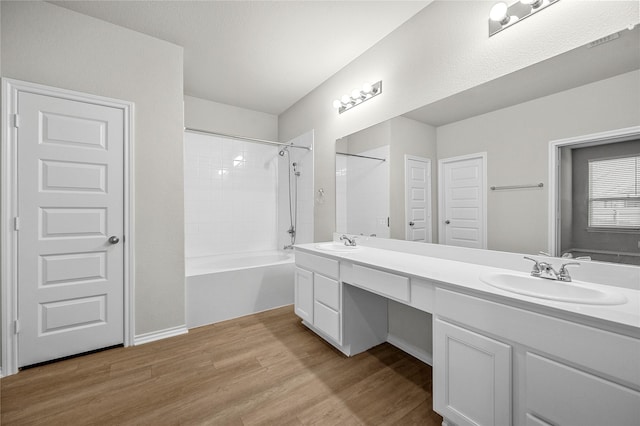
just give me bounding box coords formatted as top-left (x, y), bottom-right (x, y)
top-left (480, 272), bottom-right (627, 306)
top-left (314, 242), bottom-right (361, 252)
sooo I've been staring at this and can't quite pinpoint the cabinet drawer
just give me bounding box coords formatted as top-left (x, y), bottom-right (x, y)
top-left (410, 278), bottom-right (435, 313)
top-left (351, 264), bottom-right (410, 302)
top-left (295, 250), bottom-right (339, 280)
top-left (314, 301), bottom-right (340, 342)
top-left (436, 288), bottom-right (640, 387)
top-left (526, 352), bottom-right (640, 426)
top-left (315, 274), bottom-right (339, 311)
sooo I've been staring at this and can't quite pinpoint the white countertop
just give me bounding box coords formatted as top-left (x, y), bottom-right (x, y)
top-left (295, 242), bottom-right (640, 334)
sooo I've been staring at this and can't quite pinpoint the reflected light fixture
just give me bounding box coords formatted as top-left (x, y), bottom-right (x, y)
top-left (332, 81), bottom-right (382, 114)
top-left (489, 0), bottom-right (560, 37)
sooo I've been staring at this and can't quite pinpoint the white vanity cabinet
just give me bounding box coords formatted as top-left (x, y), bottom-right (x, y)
top-left (434, 287), bottom-right (640, 426)
top-left (434, 317), bottom-right (512, 426)
top-left (294, 249), bottom-right (391, 356)
top-left (295, 250), bottom-right (341, 343)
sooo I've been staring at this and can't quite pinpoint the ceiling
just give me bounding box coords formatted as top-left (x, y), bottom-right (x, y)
top-left (50, 0), bottom-right (431, 115)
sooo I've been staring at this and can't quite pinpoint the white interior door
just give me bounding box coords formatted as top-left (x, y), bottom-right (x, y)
top-left (405, 155), bottom-right (431, 242)
top-left (17, 91), bottom-right (125, 367)
top-left (439, 154), bottom-right (486, 249)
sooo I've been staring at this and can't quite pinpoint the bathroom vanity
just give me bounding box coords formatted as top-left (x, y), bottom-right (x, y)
top-left (294, 239), bottom-right (640, 426)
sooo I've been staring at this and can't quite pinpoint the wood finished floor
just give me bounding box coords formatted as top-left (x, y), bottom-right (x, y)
top-left (1, 306), bottom-right (442, 425)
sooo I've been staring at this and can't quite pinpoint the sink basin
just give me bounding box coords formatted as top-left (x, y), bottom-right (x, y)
top-left (480, 272), bottom-right (627, 305)
top-left (314, 242), bottom-right (361, 252)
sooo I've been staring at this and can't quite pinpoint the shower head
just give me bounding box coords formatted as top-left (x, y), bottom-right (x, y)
top-left (278, 146), bottom-right (289, 156)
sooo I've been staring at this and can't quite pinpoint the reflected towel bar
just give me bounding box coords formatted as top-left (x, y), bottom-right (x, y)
top-left (490, 183), bottom-right (544, 191)
top-left (336, 152), bottom-right (386, 161)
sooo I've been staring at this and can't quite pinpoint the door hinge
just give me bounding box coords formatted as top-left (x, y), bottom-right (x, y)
top-left (14, 320), bottom-right (20, 334)
top-left (13, 217), bottom-right (20, 231)
top-left (13, 114), bottom-right (20, 128)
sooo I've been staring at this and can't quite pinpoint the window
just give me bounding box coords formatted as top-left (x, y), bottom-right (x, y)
top-left (588, 155), bottom-right (640, 228)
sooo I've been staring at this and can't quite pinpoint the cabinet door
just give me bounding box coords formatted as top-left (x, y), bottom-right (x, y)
top-left (434, 318), bottom-right (512, 426)
top-left (526, 352), bottom-right (640, 426)
top-left (294, 267), bottom-right (313, 323)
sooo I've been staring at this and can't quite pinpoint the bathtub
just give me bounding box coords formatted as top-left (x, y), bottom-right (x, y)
top-left (186, 250), bottom-right (295, 329)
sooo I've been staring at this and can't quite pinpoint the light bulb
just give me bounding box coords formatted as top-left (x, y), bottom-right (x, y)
top-left (351, 89), bottom-right (362, 100)
top-left (332, 99), bottom-right (342, 109)
top-left (341, 94), bottom-right (351, 105)
top-left (362, 82), bottom-right (373, 94)
top-left (489, 2), bottom-right (510, 25)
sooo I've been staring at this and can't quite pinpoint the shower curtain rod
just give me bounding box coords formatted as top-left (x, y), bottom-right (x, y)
top-left (184, 127), bottom-right (311, 151)
top-left (336, 151), bottom-right (386, 162)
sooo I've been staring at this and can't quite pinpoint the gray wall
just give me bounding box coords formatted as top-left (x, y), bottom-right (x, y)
top-left (278, 0), bottom-right (638, 242)
top-left (568, 140), bottom-right (640, 264)
top-left (437, 70), bottom-right (640, 255)
top-left (389, 117), bottom-right (437, 240)
top-left (1, 1), bottom-right (186, 337)
top-left (184, 95), bottom-right (278, 141)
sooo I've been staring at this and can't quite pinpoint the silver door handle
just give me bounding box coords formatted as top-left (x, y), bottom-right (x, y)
top-left (409, 221), bottom-right (415, 226)
top-left (108, 236), bottom-right (120, 244)
top-left (445, 220), bottom-right (451, 225)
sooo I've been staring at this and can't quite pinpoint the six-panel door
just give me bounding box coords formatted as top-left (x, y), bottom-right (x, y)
top-left (17, 91), bottom-right (125, 367)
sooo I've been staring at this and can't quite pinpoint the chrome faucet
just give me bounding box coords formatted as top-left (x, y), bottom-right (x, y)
top-left (340, 235), bottom-right (357, 246)
top-left (524, 257), bottom-right (579, 282)
top-left (557, 262), bottom-right (580, 282)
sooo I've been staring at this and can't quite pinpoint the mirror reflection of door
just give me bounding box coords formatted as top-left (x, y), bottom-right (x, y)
top-left (405, 155), bottom-right (432, 242)
top-left (557, 136), bottom-right (640, 265)
top-left (439, 153), bottom-right (487, 249)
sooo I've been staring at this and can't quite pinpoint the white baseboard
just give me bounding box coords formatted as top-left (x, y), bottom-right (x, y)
top-left (387, 334), bottom-right (433, 366)
top-left (134, 325), bottom-right (188, 346)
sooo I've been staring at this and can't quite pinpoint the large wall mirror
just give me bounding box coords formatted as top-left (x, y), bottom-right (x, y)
top-left (335, 25), bottom-right (640, 265)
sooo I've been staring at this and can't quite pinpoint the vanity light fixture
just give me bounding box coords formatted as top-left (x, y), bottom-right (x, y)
top-left (332, 81), bottom-right (382, 114)
top-left (489, 0), bottom-right (560, 37)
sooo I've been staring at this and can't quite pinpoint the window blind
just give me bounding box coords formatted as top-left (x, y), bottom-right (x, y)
top-left (588, 155), bottom-right (640, 228)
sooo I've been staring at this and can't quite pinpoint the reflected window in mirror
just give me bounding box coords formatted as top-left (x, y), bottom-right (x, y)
top-left (558, 138), bottom-right (640, 265)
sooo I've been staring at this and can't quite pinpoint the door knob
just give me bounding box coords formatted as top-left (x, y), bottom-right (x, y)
top-left (445, 220), bottom-right (451, 225)
top-left (108, 236), bottom-right (120, 244)
top-left (409, 221), bottom-right (415, 226)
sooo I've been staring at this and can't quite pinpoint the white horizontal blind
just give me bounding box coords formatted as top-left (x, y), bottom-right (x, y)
top-left (588, 155), bottom-right (640, 228)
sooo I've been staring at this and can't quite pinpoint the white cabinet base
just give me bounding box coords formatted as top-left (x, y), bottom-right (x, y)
top-left (434, 318), bottom-right (512, 426)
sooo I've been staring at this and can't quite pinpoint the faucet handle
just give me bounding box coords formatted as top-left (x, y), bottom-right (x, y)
top-left (558, 262), bottom-right (580, 282)
top-left (524, 256), bottom-right (542, 277)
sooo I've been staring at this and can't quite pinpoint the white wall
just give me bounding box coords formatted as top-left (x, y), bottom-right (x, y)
top-left (437, 70), bottom-right (640, 254)
top-left (278, 0), bottom-right (639, 242)
top-left (389, 117), bottom-right (437, 240)
top-left (184, 95), bottom-right (278, 141)
top-left (1, 1), bottom-right (185, 337)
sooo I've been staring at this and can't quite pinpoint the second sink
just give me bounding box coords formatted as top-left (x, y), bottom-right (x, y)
top-left (480, 272), bottom-right (627, 305)
top-left (315, 242), bottom-right (361, 252)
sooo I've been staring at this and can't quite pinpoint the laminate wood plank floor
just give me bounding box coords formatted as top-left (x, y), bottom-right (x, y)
top-left (1, 305), bottom-right (443, 425)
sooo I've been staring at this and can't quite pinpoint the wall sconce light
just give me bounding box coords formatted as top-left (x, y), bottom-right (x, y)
top-left (332, 81), bottom-right (382, 114)
top-left (489, 0), bottom-right (559, 36)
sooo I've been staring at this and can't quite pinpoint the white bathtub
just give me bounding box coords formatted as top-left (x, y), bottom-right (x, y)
top-left (186, 250), bottom-right (295, 329)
